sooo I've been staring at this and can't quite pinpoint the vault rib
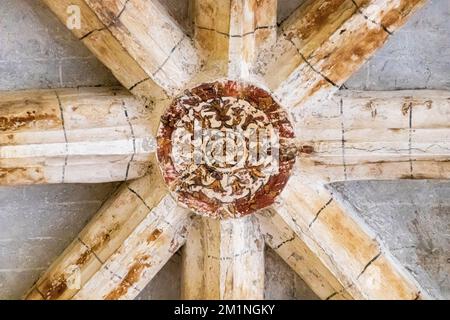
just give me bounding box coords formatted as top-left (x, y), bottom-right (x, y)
top-left (295, 90), bottom-right (450, 182)
top-left (194, 0), bottom-right (277, 79)
top-left (272, 175), bottom-right (430, 299)
top-left (181, 215), bottom-right (265, 300)
top-left (0, 87), bottom-right (153, 185)
top-left (23, 0), bottom-right (444, 302)
top-left (257, 210), bottom-right (353, 300)
top-left (73, 197), bottom-right (192, 300)
top-left (42, 0), bottom-right (172, 102)
top-left (24, 161), bottom-right (169, 299)
top-left (84, 0), bottom-right (201, 95)
top-left (260, 0), bottom-right (427, 109)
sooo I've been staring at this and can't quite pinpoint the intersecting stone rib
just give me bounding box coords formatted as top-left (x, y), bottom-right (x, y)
top-left (74, 196), bottom-right (191, 300)
top-left (256, 210), bottom-right (353, 300)
top-left (260, 0), bottom-right (427, 108)
top-left (181, 215), bottom-right (265, 300)
top-left (194, 0), bottom-right (277, 79)
top-left (272, 175), bottom-right (430, 299)
top-left (24, 162), bottom-right (169, 300)
top-left (294, 90), bottom-right (450, 182)
top-left (83, 0), bottom-right (201, 95)
top-left (42, 0), bottom-right (169, 105)
top-left (0, 87), bottom-right (153, 185)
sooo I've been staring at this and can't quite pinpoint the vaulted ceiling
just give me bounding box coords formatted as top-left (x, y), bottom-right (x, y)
top-left (0, 0), bottom-right (448, 300)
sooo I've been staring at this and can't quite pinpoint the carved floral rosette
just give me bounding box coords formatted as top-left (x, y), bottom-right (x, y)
top-left (157, 81), bottom-right (296, 218)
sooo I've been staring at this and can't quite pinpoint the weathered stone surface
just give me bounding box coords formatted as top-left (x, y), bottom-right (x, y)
top-left (0, 183), bottom-right (117, 299)
top-left (135, 253), bottom-right (182, 300)
top-left (331, 181), bottom-right (450, 299)
top-left (265, 247), bottom-right (319, 300)
top-left (0, 0), bottom-right (118, 90)
top-left (0, 0), bottom-right (449, 301)
top-left (345, 0), bottom-right (450, 91)
top-left (0, 87), bottom-right (154, 185)
top-left (181, 215), bottom-right (265, 300)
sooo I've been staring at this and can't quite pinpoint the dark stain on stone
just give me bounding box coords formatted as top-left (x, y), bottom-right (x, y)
top-left (300, 145), bottom-right (315, 154)
top-left (105, 255), bottom-right (151, 300)
top-left (0, 111), bottom-right (60, 132)
top-left (0, 167), bottom-right (44, 184)
top-left (40, 275), bottom-right (68, 300)
top-left (147, 229), bottom-right (163, 242)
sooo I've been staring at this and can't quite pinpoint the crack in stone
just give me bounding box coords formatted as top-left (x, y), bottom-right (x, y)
top-left (357, 251), bottom-right (382, 279)
top-left (127, 185), bottom-right (152, 212)
top-left (195, 24), bottom-right (277, 38)
top-left (77, 236), bottom-right (104, 264)
top-left (282, 31), bottom-right (340, 89)
top-left (128, 77), bottom-right (151, 91)
top-left (152, 35), bottom-right (186, 77)
top-left (325, 283), bottom-right (354, 300)
top-left (340, 98), bottom-right (348, 180)
top-left (309, 198), bottom-right (333, 228)
top-left (78, 27), bottom-right (107, 41)
top-left (408, 102), bottom-right (414, 178)
top-left (122, 102), bottom-right (136, 181)
top-left (206, 229), bottom-right (242, 261)
top-left (87, 0), bottom-right (131, 32)
top-left (55, 91), bottom-right (69, 183)
top-left (272, 235), bottom-right (296, 250)
top-left (312, 144), bottom-right (450, 156)
top-left (103, 264), bottom-right (141, 293)
top-left (325, 291), bottom-right (338, 300)
top-left (351, 0), bottom-right (393, 35)
top-left (113, 0), bottom-right (131, 25)
top-left (289, 215), bottom-right (354, 290)
top-left (34, 286), bottom-right (46, 300)
top-left (206, 248), bottom-right (260, 261)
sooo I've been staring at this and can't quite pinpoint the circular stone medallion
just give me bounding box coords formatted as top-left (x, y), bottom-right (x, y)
top-left (157, 81), bottom-right (296, 219)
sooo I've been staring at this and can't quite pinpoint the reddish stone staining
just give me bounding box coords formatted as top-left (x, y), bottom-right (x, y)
top-left (401, 99), bottom-right (434, 116)
top-left (105, 255), bottom-right (151, 300)
top-left (157, 81), bottom-right (296, 219)
top-left (39, 253), bottom-right (89, 300)
top-left (0, 111), bottom-right (60, 132)
top-left (0, 167), bottom-right (45, 185)
top-left (302, 78), bottom-right (331, 105)
top-left (291, 2), bottom-right (422, 101)
top-left (310, 25), bottom-right (388, 89)
top-left (83, 222), bottom-right (121, 257)
top-left (311, 1), bottom-right (424, 89)
top-left (75, 231), bottom-right (112, 267)
top-left (178, 190), bottom-right (220, 216)
top-left (122, 258), bottom-right (150, 288)
top-left (380, 0), bottom-right (425, 30)
top-left (235, 162), bottom-right (294, 216)
top-left (286, 0), bottom-right (355, 42)
top-left (37, 224), bottom-right (124, 300)
top-left (299, 145), bottom-right (315, 155)
top-left (147, 228), bottom-right (163, 242)
top-left (169, 234), bottom-right (185, 254)
top-left (402, 101), bottom-right (413, 116)
top-left (40, 275), bottom-right (68, 300)
top-left (75, 248), bottom-right (93, 268)
top-left (283, 0), bottom-right (377, 64)
top-left (102, 228), bottom-right (180, 300)
top-left (85, 0), bottom-right (124, 25)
